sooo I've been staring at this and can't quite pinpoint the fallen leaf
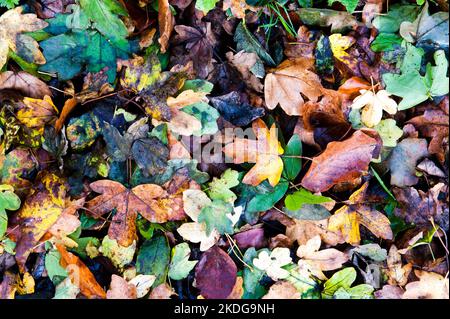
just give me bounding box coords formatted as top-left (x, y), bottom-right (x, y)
top-left (223, 118), bottom-right (284, 187)
top-left (262, 281), bottom-right (300, 299)
top-left (195, 246), bottom-right (237, 299)
top-left (264, 58), bottom-right (322, 116)
top-left (106, 275), bottom-right (137, 299)
top-left (386, 245), bottom-right (412, 286)
top-left (301, 130), bottom-right (380, 193)
top-left (56, 244), bottom-right (106, 299)
top-left (403, 270), bottom-right (449, 299)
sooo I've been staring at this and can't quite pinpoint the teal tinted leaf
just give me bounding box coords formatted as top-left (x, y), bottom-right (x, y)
top-left (242, 248), bottom-right (267, 299)
top-left (315, 35), bottom-right (334, 75)
top-left (282, 134), bottom-right (302, 181)
top-left (45, 249), bottom-right (68, 285)
top-left (198, 200), bottom-right (234, 235)
top-left (136, 234), bottom-right (170, 287)
top-left (285, 188), bottom-right (332, 211)
top-left (182, 102), bottom-right (220, 136)
top-left (246, 180), bottom-right (289, 214)
top-left (207, 169), bottom-right (239, 203)
top-left (181, 79), bottom-right (214, 93)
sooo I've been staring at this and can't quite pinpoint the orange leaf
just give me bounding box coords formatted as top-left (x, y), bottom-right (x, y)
top-left (56, 244), bottom-right (106, 299)
top-left (157, 0), bottom-right (174, 53)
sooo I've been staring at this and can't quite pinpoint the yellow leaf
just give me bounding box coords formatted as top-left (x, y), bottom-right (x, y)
top-left (18, 95), bottom-right (58, 129)
top-left (351, 90), bottom-right (398, 127)
top-left (223, 118), bottom-right (284, 186)
top-left (329, 33), bottom-right (355, 62)
top-left (328, 182), bottom-right (393, 245)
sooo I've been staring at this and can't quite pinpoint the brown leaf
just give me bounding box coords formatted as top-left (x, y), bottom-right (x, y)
top-left (86, 180), bottom-right (185, 246)
top-left (286, 219), bottom-right (345, 246)
top-left (158, 0), bottom-right (174, 53)
top-left (262, 281), bottom-right (300, 299)
top-left (106, 275), bottom-right (137, 299)
top-left (407, 98), bottom-right (449, 164)
top-left (195, 246), bottom-right (237, 299)
top-left (301, 130), bottom-right (379, 192)
top-left (264, 58), bottom-right (323, 116)
top-left (227, 276), bottom-right (244, 299)
top-left (374, 285), bottom-right (404, 299)
top-left (226, 51), bottom-right (263, 92)
top-left (403, 270), bottom-right (449, 299)
top-left (386, 245), bottom-right (412, 286)
top-left (56, 244), bottom-right (106, 299)
top-left (0, 71), bottom-right (52, 99)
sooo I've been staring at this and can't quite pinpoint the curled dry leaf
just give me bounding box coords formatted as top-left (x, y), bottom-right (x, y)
top-left (157, 0), bottom-right (174, 53)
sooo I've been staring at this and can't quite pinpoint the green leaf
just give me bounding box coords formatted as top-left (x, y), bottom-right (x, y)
top-left (136, 234), bottom-right (170, 287)
top-left (285, 188), bottom-right (332, 211)
top-left (195, 0), bottom-right (219, 15)
top-left (168, 243), bottom-right (198, 280)
top-left (246, 181), bottom-right (289, 214)
top-left (198, 200), bottom-right (234, 235)
top-left (234, 22), bottom-right (276, 66)
top-left (181, 79), bottom-right (214, 93)
top-left (45, 249), bottom-right (68, 286)
top-left (374, 119), bottom-right (403, 148)
top-left (242, 248), bottom-right (267, 299)
top-left (383, 44), bottom-right (449, 110)
top-left (207, 169), bottom-right (239, 203)
top-left (322, 267), bottom-right (357, 299)
top-left (328, 0), bottom-right (359, 13)
top-left (0, 0), bottom-right (19, 9)
top-left (371, 33), bottom-right (403, 52)
top-left (372, 4), bottom-right (420, 33)
top-left (283, 204), bottom-right (331, 220)
top-left (282, 134), bottom-right (302, 181)
top-left (0, 185), bottom-right (21, 238)
top-left (79, 0), bottom-right (128, 48)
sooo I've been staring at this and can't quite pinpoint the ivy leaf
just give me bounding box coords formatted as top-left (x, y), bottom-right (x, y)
top-left (168, 243), bottom-right (198, 280)
top-left (285, 188), bottom-right (332, 211)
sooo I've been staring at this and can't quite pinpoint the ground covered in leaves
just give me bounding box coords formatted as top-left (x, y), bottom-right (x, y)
top-left (0, 0), bottom-right (449, 299)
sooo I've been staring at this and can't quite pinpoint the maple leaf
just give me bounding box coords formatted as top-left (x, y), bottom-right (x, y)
top-left (86, 179), bottom-right (185, 246)
top-left (0, 6), bottom-right (48, 70)
top-left (301, 130), bottom-right (380, 193)
top-left (223, 118), bottom-right (284, 187)
top-left (403, 270), bottom-right (449, 299)
top-left (386, 245), bottom-right (412, 286)
top-left (351, 89), bottom-right (398, 128)
top-left (264, 58), bottom-right (323, 116)
top-left (328, 182), bottom-right (393, 245)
